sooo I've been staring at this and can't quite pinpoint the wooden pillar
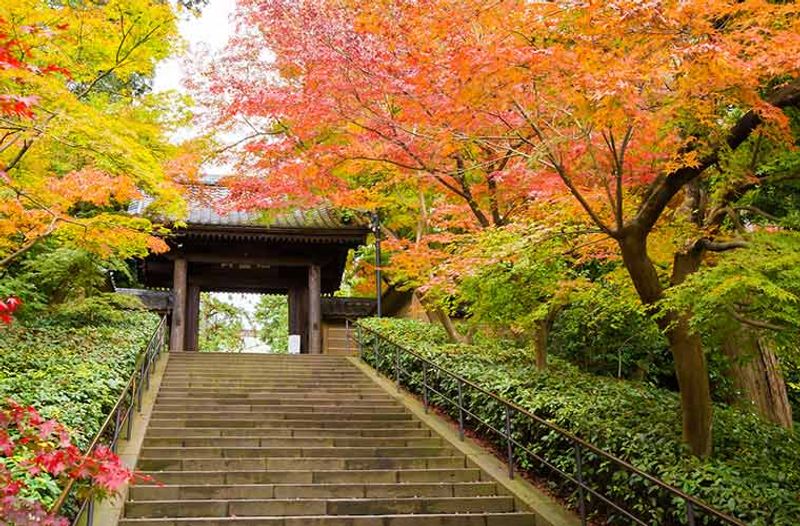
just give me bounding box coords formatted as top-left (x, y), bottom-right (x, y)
top-left (185, 284), bottom-right (201, 352)
top-left (169, 258), bottom-right (188, 351)
top-left (288, 287), bottom-right (307, 352)
top-left (308, 264), bottom-right (322, 354)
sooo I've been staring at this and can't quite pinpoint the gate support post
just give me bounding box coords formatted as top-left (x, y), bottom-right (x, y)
top-left (169, 258), bottom-right (188, 352)
top-left (308, 264), bottom-right (322, 354)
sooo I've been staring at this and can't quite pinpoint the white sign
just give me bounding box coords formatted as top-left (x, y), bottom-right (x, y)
top-left (288, 335), bottom-right (301, 354)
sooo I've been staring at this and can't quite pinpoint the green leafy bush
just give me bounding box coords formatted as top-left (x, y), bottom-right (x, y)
top-left (356, 317), bottom-right (800, 526)
top-left (0, 310), bottom-right (159, 448)
top-left (548, 282), bottom-right (672, 382)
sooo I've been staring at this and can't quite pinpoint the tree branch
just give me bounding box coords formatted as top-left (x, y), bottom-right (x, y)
top-left (632, 77), bottom-right (800, 233)
top-left (698, 239), bottom-right (748, 252)
top-left (729, 308), bottom-right (789, 332)
top-left (0, 216), bottom-right (59, 268)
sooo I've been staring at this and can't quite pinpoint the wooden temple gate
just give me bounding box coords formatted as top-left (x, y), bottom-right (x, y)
top-left (131, 185), bottom-right (374, 353)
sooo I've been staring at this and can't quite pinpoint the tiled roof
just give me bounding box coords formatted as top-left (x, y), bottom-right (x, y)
top-left (129, 184), bottom-right (368, 231)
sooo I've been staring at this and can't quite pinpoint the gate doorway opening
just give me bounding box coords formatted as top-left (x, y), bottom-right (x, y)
top-left (196, 292), bottom-right (289, 353)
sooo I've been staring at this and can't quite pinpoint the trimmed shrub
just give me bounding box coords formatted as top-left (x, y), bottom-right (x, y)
top-left (0, 310), bottom-right (159, 448)
top-left (356, 317), bottom-right (800, 526)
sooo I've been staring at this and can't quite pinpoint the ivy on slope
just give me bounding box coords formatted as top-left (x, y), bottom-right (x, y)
top-left (357, 317), bottom-right (800, 526)
top-left (0, 311), bottom-right (159, 449)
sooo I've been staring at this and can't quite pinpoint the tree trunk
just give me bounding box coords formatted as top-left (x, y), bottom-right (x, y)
top-left (619, 230), bottom-right (713, 457)
top-left (413, 290), bottom-right (468, 344)
top-left (722, 330), bottom-right (793, 429)
top-left (532, 304), bottom-right (562, 370)
top-left (662, 312), bottom-right (714, 457)
top-left (533, 317), bottom-right (548, 370)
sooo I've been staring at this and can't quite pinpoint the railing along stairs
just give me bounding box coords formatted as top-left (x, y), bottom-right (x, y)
top-left (348, 320), bottom-right (746, 526)
top-left (49, 315), bottom-right (168, 525)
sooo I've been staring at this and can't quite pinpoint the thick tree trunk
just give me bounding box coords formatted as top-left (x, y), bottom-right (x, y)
top-left (722, 330), bottom-right (793, 429)
top-left (662, 312), bottom-right (714, 457)
top-left (532, 304), bottom-right (562, 370)
top-left (619, 230), bottom-right (713, 457)
top-left (413, 290), bottom-right (468, 344)
top-left (428, 308), bottom-right (468, 344)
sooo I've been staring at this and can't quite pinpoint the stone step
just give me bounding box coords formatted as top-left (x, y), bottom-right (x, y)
top-left (164, 369), bottom-right (363, 374)
top-left (152, 402), bottom-right (400, 411)
top-left (159, 381), bottom-right (378, 387)
top-left (161, 378), bottom-right (370, 385)
top-left (129, 482), bottom-right (500, 500)
top-left (156, 393), bottom-right (397, 405)
top-left (170, 351), bottom-right (346, 363)
top-left (139, 446), bottom-right (456, 459)
top-left (153, 396), bottom-right (395, 405)
top-left (143, 437), bottom-right (444, 448)
top-left (125, 496), bottom-right (516, 518)
top-left (156, 388), bottom-right (389, 396)
top-left (137, 456), bottom-right (468, 472)
top-left (147, 419), bottom-right (421, 429)
top-left (158, 386), bottom-right (385, 393)
top-left (144, 427), bottom-right (433, 438)
top-left (119, 512), bottom-right (536, 525)
top-left (139, 468), bottom-right (486, 485)
top-left (150, 411), bottom-right (412, 420)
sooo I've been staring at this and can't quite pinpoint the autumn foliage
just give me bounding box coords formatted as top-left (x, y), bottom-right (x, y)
top-left (0, 400), bottom-right (134, 526)
top-left (0, 1), bottom-right (189, 269)
top-left (197, 0), bottom-right (800, 456)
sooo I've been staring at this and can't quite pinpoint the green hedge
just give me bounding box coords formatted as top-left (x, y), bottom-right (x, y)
top-left (356, 318), bottom-right (800, 526)
top-left (0, 310), bottom-right (160, 448)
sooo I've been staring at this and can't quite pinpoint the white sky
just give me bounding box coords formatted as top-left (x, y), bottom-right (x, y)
top-left (152, 0), bottom-right (236, 95)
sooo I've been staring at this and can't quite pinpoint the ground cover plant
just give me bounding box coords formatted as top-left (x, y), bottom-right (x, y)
top-left (356, 317), bottom-right (800, 526)
top-left (0, 300), bottom-right (157, 524)
top-left (0, 309), bottom-right (159, 448)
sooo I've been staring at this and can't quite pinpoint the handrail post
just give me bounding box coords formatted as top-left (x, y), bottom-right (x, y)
top-left (374, 334), bottom-right (381, 371)
top-left (356, 324), bottom-right (363, 361)
top-left (345, 319), bottom-right (351, 355)
top-left (457, 379), bottom-right (465, 441)
top-left (505, 406), bottom-right (514, 479)
top-left (394, 344), bottom-right (401, 391)
top-left (574, 441), bottom-right (587, 525)
top-left (145, 346), bottom-right (152, 390)
top-left (126, 388), bottom-right (134, 441)
top-left (86, 496), bottom-right (95, 526)
top-left (112, 405), bottom-right (121, 452)
top-left (137, 369), bottom-right (144, 412)
top-left (422, 362), bottom-right (429, 414)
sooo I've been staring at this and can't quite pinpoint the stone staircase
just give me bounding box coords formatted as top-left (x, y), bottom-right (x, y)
top-left (120, 352), bottom-right (536, 525)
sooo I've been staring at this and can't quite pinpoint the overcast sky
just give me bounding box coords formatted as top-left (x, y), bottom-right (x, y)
top-left (153, 0), bottom-right (235, 95)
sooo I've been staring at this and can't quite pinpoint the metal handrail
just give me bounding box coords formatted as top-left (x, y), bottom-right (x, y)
top-left (49, 315), bottom-right (169, 524)
top-left (350, 321), bottom-right (747, 526)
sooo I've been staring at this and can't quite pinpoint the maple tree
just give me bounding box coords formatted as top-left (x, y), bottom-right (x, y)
top-left (1, 400), bottom-right (135, 526)
top-left (0, 0), bottom-right (189, 270)
top-left (0, 296), bottom-right (20, 324)
top-left (197, 0), bottom-right (800, 456)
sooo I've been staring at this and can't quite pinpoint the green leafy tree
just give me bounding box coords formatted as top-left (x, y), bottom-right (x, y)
top-left (254, 295), bottom-right (288, 353)
top-left (198, 294), bottom-right (244, 352)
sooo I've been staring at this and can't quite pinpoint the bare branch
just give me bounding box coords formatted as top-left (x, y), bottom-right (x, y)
top-left (729, 308), bottom-right (790, 332)
top-left (698, 238), bottom-right (749, 252)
